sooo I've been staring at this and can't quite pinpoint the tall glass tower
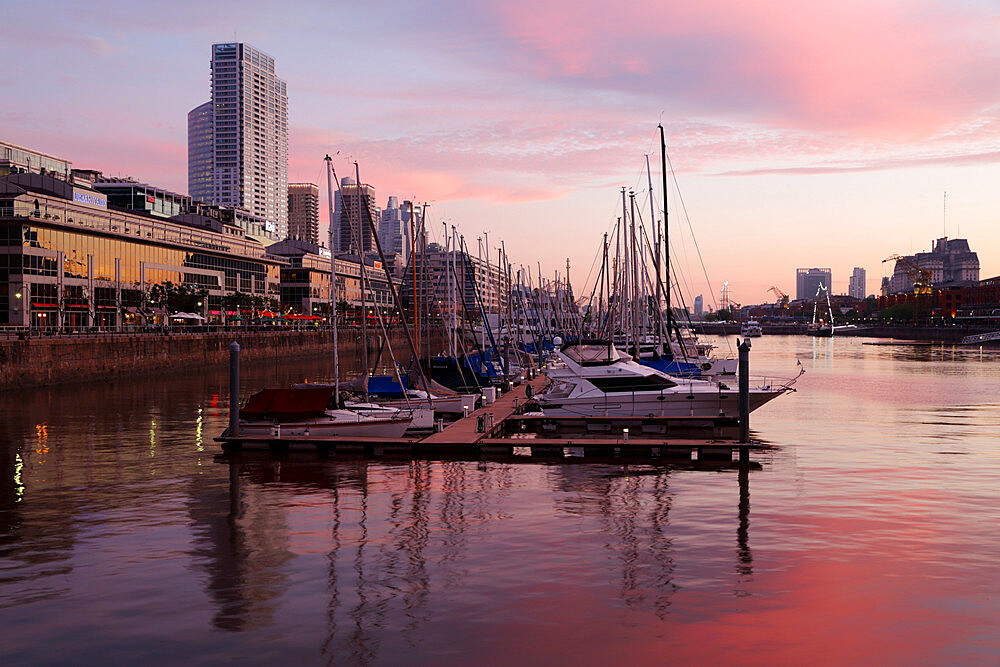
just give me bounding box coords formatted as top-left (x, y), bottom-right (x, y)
top-left (187, 101), bottom-right (214, 203)
top-left (188, 43), bottom-right (288, 239)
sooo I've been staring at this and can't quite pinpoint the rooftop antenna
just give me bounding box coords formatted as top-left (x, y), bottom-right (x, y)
top-left (943, 191), bottom-right (947, 237)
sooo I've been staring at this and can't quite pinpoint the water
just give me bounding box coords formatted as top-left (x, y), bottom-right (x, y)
top-left (2, 336), bottom-right (1000, 664)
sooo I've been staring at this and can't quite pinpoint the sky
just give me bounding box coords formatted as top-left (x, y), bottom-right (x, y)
top-left (3, 0), bottom-right (1000, 308)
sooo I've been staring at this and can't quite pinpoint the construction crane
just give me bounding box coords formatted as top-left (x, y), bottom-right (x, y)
top-left (768, 286), bottom-right (789, 308)
top-left (883, 255), bottom-right (933, 295)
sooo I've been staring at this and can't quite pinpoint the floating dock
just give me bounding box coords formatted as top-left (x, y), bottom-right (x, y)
top-left (216, 373), bottom-right (761, 463)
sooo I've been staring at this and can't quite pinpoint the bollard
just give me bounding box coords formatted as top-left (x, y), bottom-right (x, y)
top-left (623, 427), bottom-right (629, 444)
top-left (229, 341), bottom-right (240, 438)
top-left (477, 415), bottom-right (485, 433)
top-left (463, 405), bottom-right (470, 418)
top-left (488, 413), bottom-right (494, 430)
top-left (738, 337), bottom-right (751, 443)
top-left (436, 418), bottom-right (444, 432)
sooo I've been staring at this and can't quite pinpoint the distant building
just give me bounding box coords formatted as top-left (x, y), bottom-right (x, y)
top-left (186, 101), bottom-right (214, 203)
top-left (797, 268), bottom-right (832, 300)
top-left (849, 267), bottom-right (866, 299)
top-left (693, 294), bottom-right (704, 318)
top-left (334, 177), bottom-right (377, 254)
top-left (379, 196), bottom-right (405, 255)
top-left (189, 42), bottom-right (288, 238)
top-left (889, 237), bottom-right (980, 294)
top-left (287, 183), bottom-right (319, 244)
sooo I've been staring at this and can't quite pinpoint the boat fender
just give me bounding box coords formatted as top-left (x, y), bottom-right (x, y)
top-left (701, 363), bottom-right (712, 371)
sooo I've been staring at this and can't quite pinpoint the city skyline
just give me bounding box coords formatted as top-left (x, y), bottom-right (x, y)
top-left (4, 1), bottom-right (1000, 306)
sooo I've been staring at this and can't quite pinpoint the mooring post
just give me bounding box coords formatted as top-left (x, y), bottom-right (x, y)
top-left (738, 337), bottom-right (750, 444)
top-left (229, 341), bottom-right (240, 438)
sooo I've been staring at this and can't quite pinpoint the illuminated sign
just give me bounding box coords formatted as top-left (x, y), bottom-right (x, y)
top-left (73, 190), bottom-right (107, 208)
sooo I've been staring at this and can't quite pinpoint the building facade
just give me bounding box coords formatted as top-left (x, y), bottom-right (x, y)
top-left (796, 268), bottom-right (832, 300)
top-left (186, 101), bottom-right (214, 203)
top-left (287, 183), bottom-right (319, 244)
top-left (849, 267), bottom-right (866, 299)
top-left (334, 177), bottom-right (377, 254)
top-left (1, 140), bottom-right (72, 180)
top-left (0, 169), bottom-right (283, 328)
top-left (379, 196), bottom-right (405, 255)
top-left (191, 43), bottom-right (288, 239)
top-left (889, 237), bottom-right (980, 294)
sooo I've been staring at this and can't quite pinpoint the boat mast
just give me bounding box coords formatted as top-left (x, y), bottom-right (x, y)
top-left (658, 124), bottom-right (672, 344)
top-left (324, 154), bottom-right (340, 408)
top-left (646, 154), bottom-right (663, 355)
top-left (353, 162), bottom-right (369, 400)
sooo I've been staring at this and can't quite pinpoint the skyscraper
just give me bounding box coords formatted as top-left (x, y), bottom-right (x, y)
top-left (693, 294), bottom-right (704, 319)
top-left (796, 268), bottom-right (832, 300)
top-left (287, 183), bottom-right (319, 244)
top-left (187, 101), bottom-right (214, 203)
top-left (849, 267), bottom-right (866, 299)
top-left (379, 196), bottom-right (405, 255)
top-left (334, 177), bottom-right (377, 254)
top-left (188, 43), bottom-right (288, 239)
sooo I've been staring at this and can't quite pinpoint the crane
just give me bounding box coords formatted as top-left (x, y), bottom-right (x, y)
top-left (768, 286), bottom-right (789, 308)
top-left (883, 255), bottom-right (933, 295)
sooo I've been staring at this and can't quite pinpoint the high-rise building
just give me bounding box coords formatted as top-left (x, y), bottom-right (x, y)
top-left (796, 268), bottom-right (832, 300)
top-left (187, 101), bottom-right (214, 203)
top-left (849, 267), bottom-right (866, 299)
top-left (379, 196), bottom-right (406, 255)
top-left (189, 43), bottom-right (288, 239)
top-left (334, 177), bottom-right (377, 254)
top-left (287, 183), bottom-right (319, 244)
top-left (693, 294), bottom-right (704, 318)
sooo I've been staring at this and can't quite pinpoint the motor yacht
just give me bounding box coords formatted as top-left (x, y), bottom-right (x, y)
top-left (535, 340), bottom-right (794, 418)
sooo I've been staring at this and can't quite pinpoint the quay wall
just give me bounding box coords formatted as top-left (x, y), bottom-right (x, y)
top-left (0, 329), bottom-right (436, 391)
top-left (694, 322), bottom-right (994, 341)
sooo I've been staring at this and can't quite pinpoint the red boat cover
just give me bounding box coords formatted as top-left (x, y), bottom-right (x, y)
top-left (241, 387), bottom-right (334, 420)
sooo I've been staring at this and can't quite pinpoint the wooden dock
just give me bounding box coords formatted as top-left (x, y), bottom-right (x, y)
top-left (217, 374), bottom-right (761, 463)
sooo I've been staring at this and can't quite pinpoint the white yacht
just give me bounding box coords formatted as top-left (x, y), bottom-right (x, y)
top-left (237, 387), bottom-right (412, 439)
top-left (535, 340), bottom-right (794, 418)
top-left (740, 320), bottom-right (763, 337)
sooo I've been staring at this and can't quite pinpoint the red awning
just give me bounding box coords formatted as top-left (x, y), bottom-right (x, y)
top-left (31, 302), bottom-right (59, 308)
top-left (241, 387), bottom-right (335, 421)
top-left (286, 314), bottom-right (323, 320)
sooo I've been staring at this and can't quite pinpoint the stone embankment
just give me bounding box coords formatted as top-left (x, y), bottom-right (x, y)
top-left (0, 329), bottom-right (428, 391)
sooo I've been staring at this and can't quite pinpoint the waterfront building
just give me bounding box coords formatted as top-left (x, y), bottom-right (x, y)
top-left (287, 183), bottom-right (319, 244)
top-left (190, 43), bottom-right (288, 239)
top-left (267, 238), bottom-right (396, 316)
top-left (404, 245), bottom-right (509, 320)
top-left (1, 140), bottom-right (72, 180)
top-left (0, 169), bottom-right (283, 328)
top-left (796, 268), bottom-right (832, 300)
top-left (849, 267), bottom-right (866, 299)
top-left (334, 177), bottom-right (377, 254)
top-left (187, 101), bottom-right (214, 203)
top-left (694, 294), bottom-right (704, 319)
top-left (889, 237), bottom-right (980, 294)
top-left (92, 176), bottom-right (191, 220)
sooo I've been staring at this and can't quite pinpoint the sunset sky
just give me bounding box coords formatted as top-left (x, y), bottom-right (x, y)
top-left (4, 0), bottom-right (1000, 307)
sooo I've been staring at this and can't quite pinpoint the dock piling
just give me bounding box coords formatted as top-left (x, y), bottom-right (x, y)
top-left (738, 337), bottom-right (750, 444)
top-left (229, 341), bottom-right (240, 438)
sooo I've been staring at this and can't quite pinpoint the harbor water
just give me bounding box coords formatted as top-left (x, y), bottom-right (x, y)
top-left (2, 336), bottom-right (999, 664)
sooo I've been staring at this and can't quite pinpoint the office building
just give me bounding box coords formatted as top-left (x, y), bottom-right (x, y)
top-left (187, 101), bottom-right (214, 203)
top-left (334, 177), bottom-right (377, 254)
top-left (849, 267), bottom-right (866, 299)
top-left (189, 43), bottom-right (288, 238)
top-left (287, 183), bottom-right (319, 244)
top-left (796, 268), bottom-right (832, 300)
top-left (693, 294), bottom-right (704, 318)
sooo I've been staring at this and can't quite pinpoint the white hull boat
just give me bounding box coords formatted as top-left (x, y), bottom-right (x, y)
top-left (536, 340), bottom-right (794, 419)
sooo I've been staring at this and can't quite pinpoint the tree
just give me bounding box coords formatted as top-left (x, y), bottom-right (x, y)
top-left (148, 281), bottom-right (208, 313)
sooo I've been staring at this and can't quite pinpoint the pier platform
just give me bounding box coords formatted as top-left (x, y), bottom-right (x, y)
top-left (217, 373), bottom-right (761, 463)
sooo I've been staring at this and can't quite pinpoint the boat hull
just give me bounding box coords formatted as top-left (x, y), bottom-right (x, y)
top-left (535, 389), bottom-right (784, 418)
top-left (239, 416), bottom-right (412, 439)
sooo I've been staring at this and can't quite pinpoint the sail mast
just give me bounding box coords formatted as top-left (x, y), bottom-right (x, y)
top-left (658, 124), bottom-right (671, 341)
top-left (324, 154), bottom-right (340, 408)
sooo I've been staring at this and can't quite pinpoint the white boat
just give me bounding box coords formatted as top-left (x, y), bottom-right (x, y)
top-left (238, 387), bottom-right (412, 439)
top-left (535, 340), bottom-right (794, 418)
top-left (345, 401), bottom-right (436, 430)
top-left (960, 331), bottom-right (1000, 345)
top-left (740, 320), bottom-right (763, 337)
